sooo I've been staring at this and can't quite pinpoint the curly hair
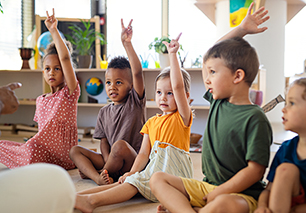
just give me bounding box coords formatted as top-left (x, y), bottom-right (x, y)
top-left (107, 56), bottom-right (132, 83)
top-left (41, 39), bottom-right (75, 68)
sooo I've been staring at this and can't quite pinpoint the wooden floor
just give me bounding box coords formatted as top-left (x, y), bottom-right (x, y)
top-left (0, 122), bottom-right (297, 213)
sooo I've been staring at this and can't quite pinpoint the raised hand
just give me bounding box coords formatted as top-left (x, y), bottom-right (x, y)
top-left (121, 19), bottom-right (133, 44)
top-left (162, 33), bottom-right (182, 54)
top-left (239, 2), bottom-right (270, 35)
top-left (45, 8), bottom-right (57, 31)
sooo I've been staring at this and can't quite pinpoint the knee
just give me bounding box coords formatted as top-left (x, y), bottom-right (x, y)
top-left (275, 163), bottom-right (299, 179)
top-left (69, 145), bottom-right (82, 159)
top-left (111, 140), bottom-right (130, 156)
top-left (209, 195), bottom-right (245, 213)
top-left (150, 172), bottom-right (165, 192)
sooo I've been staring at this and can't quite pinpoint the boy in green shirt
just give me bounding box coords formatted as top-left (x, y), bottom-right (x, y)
top-left (150, 3), bottom-right (272, 213)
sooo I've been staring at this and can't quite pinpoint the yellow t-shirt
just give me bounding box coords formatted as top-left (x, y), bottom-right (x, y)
top-left (140, 110), bottom-right (192, 152)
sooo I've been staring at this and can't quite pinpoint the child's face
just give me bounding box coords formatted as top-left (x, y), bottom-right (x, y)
top-left (105, 68), bottom-right (132, 105)
top-left (282, 84), bottom-right (306, 133)
top-left (155, 77), bottom-right (177, 115)
top-left (204, 58), bottom-right (235, 100)
top-left (43, 54), bottom-right (64, 88)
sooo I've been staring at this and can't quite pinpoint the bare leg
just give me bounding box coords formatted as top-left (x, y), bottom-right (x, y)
top-left (69, 145), bottom-right (109, 185)
top-left (269, 163), bottom-right (300, 213)
top-left (150, 172), bottom-right (195, 213)
top-left (103, 140), bottom-right (137, 180)
top-left (77, 182), bottom-right (120, 195)
top-left (74, 182), bottom-right (138, 213)
top-left (198, 194), bottom-right (249, 213)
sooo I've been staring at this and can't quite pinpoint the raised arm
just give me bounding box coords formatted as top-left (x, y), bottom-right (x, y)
top-left (203, 3), bottom-right (269, 90)
top-left (45, 9), bottom-right (77, 94)
top-left (121, 19), bottom-right (144, 99)
top-left (217, 2), bottom-right (269, 42)
top-left (163, 33), bottom-right (191, 126)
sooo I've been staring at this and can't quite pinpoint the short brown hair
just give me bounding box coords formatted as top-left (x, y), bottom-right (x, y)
top-left (204, 37), bottom-right (259, 87)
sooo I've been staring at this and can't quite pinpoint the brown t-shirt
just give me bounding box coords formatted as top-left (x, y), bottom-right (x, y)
top-left (93, 88), bottom-right (146, 153)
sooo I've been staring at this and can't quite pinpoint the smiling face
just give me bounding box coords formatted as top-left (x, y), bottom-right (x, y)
top-left (155, 77), bottom-right (177, 115)
top-left (43, 54), bottom-right (65, 92)
top-left (204, 58), bottom-right (235, 100)
top-left (105, 68), bottom-right (132, 105)
top-left (282, 84), bottom-right (306, 133)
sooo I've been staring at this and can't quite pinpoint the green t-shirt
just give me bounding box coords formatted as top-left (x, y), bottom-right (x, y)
top-left (202, 91), bottom-right (272, 199)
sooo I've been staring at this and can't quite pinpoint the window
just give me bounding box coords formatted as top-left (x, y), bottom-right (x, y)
top-left (0, 0), bottom-right (22, 70)
top-left (285, 7), bottom-right (306, 77)
top-left (106, 0), bottom-right (161, 68)
top-left (169, 0), bottom-right (216, 68)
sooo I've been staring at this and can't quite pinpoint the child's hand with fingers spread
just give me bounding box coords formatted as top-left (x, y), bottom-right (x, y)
top-left (239, 2), bottom-right (270, 35)
top-left (121, 19), bottom-right (133, 44)
top-left (162, 33), bottom-right (182, 54)
top-left (45, 8), bottom-right (58, 31)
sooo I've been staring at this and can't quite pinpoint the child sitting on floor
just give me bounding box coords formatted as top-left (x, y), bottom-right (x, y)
top-left (69, 19), bottom-right (146, 185)
top-left (255, 78), bottom-right (306, 213)
top-left (150, 3), bottom-right (273, 213)
top-left (0, 9), bottom-right (79, 170)
top-left (74, 33), bottom-right (194, 213)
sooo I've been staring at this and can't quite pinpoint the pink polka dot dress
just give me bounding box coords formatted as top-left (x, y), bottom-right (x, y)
top-left (0, 84), bottom-right (80, 170)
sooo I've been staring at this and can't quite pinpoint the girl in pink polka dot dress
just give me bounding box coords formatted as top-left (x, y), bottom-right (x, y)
top-left (0, 9), bottom-right (79, 170)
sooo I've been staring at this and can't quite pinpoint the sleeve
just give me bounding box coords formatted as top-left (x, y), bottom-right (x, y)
top-left (63, 83), bottom-right (80, 101)
top-left (130, 88), bottom-right (146, 108)
top-left (140, 119), bottom-right (150, 135)
top-left (245, 110), bottom-right (273, 167)
top-left (93, 108), bottom-right (106, 139)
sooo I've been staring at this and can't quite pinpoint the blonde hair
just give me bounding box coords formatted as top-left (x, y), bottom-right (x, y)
top-left (155, 67), bottom-right (191, 93)
top-left (290, 77), bottom-right (306, 100)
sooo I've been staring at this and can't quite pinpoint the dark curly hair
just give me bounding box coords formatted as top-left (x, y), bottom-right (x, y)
top-left (41, 39), bottom-right (75, 68)
top-left (108, 56), bottom-right (131, 69)
top-left (107, 56), bottom-right (132, 83)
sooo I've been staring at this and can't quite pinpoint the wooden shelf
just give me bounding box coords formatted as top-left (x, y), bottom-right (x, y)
top-left (0, 68), bottom-right (202, 73)
top-left (18, 100), bottom-right (210, 110)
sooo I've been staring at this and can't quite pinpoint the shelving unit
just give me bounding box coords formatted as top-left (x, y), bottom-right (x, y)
top-left (0, 68), bottom-right (210, 137)
top-left (0, 66), bottom-right (266, 139)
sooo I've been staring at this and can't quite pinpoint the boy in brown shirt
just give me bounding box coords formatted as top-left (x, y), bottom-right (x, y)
top-left (69, 19), bottom-right (145, 185)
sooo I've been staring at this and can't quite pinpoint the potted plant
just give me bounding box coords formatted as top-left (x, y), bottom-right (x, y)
top-left (65, 19), bottom-right (106, 68)
top-left (149, 35), bottom-right (183, 68)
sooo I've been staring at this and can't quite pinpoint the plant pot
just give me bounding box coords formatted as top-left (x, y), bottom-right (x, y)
top-left (77, 55), bottom-right (93, 69)
top-left (159, 53), bottom-right (170, 68)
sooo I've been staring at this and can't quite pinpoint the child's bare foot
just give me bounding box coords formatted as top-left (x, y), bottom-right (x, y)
top-left (75, 194), bottom-right (95, 213)
top-left (97, 169), bottom-right (114, 185)
top-left (79, 170), bottom-right (90, 179)
top-left (157, 204), bottom-right (171, 213)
